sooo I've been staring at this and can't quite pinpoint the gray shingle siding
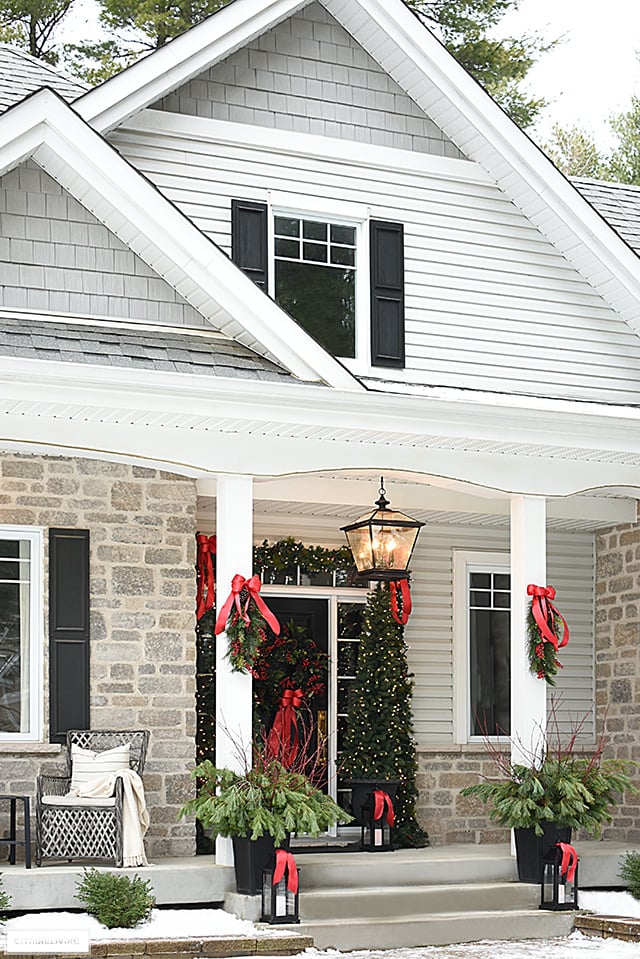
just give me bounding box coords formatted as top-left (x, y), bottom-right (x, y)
top-left (0, 161), bottom-right (211, 327)
top-left (151, 1), bottom-right (464, 158)
top-left (0, 45), bottom-right (87, 114)
top-left (0, 316), bottom-right (293, 381)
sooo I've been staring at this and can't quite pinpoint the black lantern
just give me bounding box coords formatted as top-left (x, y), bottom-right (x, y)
top-left (341, 477), bottom-right (424, 581)
top-left (540, 843), bottom-right (579, 911)
top-left (261, 851), bottom-right (300, 924)
top-left (360, 790), bottom-right (394, 852)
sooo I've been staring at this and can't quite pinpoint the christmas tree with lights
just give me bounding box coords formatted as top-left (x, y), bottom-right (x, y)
top-left (341, 582), bottom-right (427, 848)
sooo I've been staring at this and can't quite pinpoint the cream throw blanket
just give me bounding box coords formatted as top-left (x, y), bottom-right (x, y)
top-left (71, 768), bottom-right (150, 867)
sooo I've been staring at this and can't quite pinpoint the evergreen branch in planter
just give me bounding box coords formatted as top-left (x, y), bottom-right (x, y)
top-left (461, 703), bottom-right (637, 837)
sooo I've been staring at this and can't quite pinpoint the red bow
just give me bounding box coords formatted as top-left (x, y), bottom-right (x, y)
top-left (273, 849), bottom-right (298, 894)
top-left (267, 688), bottom-right (304, 768)
top-left (527, 584), bottom-right (569, 651)
top-left (556, 842), bottom-right (578, 883)
top-left (196, 534), bottom-right (216, 621)
top-left (214, 574), bottom-right (280, 636)
top-left (373, 790), bottom-right (395, 827)
top-left (390, 580), bottom-right (412, 625)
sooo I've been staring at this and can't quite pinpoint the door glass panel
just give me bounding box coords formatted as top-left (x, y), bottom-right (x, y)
top-left (336, 602), bottom-right (365, 817)
top-left (469, 570), bottom-right (510, 736)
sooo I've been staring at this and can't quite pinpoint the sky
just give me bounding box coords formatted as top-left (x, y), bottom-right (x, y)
top-left (498, 0), bottom-right (640, 150)
top-left (58, 0), bottom-right (640, 154)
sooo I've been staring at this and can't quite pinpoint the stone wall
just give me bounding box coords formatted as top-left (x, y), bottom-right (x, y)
top-left (0, 452), bottom-right (198, 858)
top-left (416, 748), bottom-right (509, 846)
top-left (594, 516), bottom-right (640, 842)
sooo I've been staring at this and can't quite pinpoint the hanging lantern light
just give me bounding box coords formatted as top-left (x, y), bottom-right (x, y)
top-left (341, 477), bottom-right (424, 581)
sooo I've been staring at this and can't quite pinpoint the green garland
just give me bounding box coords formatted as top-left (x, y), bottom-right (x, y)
top-left (224, 589), bottom-right (269, 673)
top-left (526, 603), bottom-right (564, 686)
top-left (254, 537), bottom-right (354, 577)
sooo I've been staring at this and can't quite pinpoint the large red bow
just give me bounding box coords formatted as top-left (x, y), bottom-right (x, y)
top-left (527, 584), bottom-right (569, 651)
top-left (196, 533), bottom-right (216, 621)
top-left (214, 574), bottom-right (280, 636)
top-left (273, 849), bottom-right (299, 894)
top-left (373, 790), bottom-right (395, 827)
top-left (556, 842), bottom-right (578, 883)
top-left (267, 688), bottom-right (304, 768)
top-left (390, 579), bottom-right (412, 625)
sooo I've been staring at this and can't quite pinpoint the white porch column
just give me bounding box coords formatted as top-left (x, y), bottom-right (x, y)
top-left (215, 474), bottom-right (253, 865)
top-left (510, 495), bottom-right (547, 766)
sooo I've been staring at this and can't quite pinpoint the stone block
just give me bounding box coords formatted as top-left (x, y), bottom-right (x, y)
top-left (113, 567), bottom-right (155, 595)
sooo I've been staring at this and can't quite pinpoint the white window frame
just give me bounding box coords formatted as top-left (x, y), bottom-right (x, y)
top-left (453, 550), bottom-right (510, 745)
top-left (0, 525), bottom-right (44, 742)
top-left (267, 191), bottom-right (371, 365)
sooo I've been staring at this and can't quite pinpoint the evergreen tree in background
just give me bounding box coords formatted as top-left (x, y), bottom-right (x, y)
top-left (341, 582), bottom-right (427, 848)
top-left (0, 0), bottom-right (73, 64)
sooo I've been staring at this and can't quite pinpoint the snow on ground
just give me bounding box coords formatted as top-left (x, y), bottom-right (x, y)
top-left (2, 907), bottom-right (286, 942)
top-left (284, 939), bottom-right (640, 959)
top-left (580, 890), bottom-right (640, 919)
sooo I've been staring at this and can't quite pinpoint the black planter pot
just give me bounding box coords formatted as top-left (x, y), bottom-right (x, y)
top-left (348, 779), bottom-right (400, 826)
top-left (232, 835), bottom-right (277, 895)
top-left (514, 824), bottom-right (572, 883)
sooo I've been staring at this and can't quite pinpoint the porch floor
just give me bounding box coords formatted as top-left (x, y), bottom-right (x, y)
top-left (1, 840), bottom-right (632, 913)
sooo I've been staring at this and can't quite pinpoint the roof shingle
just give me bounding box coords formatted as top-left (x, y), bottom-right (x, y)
top-left (0, 46), bottom-right (87, 115)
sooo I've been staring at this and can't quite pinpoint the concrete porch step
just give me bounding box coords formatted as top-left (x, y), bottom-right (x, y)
top-left (295, 908), bottom-right (576, 950)
top-left (299, 881), bottom-right (540, 920)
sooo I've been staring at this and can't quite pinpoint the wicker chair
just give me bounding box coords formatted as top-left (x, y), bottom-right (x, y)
top-left (35, 730), bottom-right (150, 867)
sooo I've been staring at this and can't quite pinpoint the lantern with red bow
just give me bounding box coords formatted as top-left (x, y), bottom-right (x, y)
top-left (261, 849), bottom-right (300, 924)
top-left (360, 788), bottom-right (395, 852)
top-left (215, 574), bottom-right (281, 673)
top-left (526, 584), bottom-right (570, 685)
top-left (540, 842), bottom-right (579, 911)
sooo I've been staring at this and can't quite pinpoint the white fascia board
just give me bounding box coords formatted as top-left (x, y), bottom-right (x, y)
top-left (75, 0), bottom-right (307, 132)
top-left (0, 91), bottom-right (360, 390)
top-left (124, 110), bottom-right (491, 186)
top-left (4, 354), bottom-right (640, 459)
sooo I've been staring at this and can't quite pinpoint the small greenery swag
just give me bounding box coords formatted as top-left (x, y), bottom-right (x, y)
top-left (526, 585), bottom-right (569, 685)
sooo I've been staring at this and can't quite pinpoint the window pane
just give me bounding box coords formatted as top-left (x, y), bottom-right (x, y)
top-left (330, 246), bottom-right (355, 267)
top-left (494, 574), bottom-right (510, 590)
top-left (0, 560), bottom-right (20, 580)
top-left (331, 224), bottom-right (356, 245)
top-left (303, 220), bottom-right (327, 241)
top-left (0, 580), bottom-right (27, 733)
top-left (303, 242), bottom-right (328, 263)
top-left (470, 608), bottom-right (510, 736)
top-left (274, 217), bottom-right (299, 238)
top-left (275, 237), bottom-right (299, 259)
top-left (469, 572), bottom-right (491, 589)
top-left (470, 590), bottom-right (491, 607)
top-left (0, 542), bottom-right (20, 559)
top-left (275, 260), bottom-right (355, 357)
top-left (494, 592), bottom-right (510, 608)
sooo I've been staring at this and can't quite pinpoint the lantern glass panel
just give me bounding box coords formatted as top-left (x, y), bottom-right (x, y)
top-left (371, 514), bottom-right (419, 571)
top-left (344, 521), bottom-right (374, 573)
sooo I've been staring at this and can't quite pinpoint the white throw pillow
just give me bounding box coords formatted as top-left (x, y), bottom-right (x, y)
top-left (70, 743), bottom-right (131, 793)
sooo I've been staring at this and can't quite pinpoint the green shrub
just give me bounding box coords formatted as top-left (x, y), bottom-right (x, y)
top-left (75, 869), bottom-right (155, 929)
top-left (620, 851), bottom-right (640, 899)
top-left (0, 873), bottom-right (11, 920)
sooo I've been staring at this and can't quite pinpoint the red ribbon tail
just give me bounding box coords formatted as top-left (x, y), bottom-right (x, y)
top-left (390, 580), bottom-right (412, 625)
top-left (273, 849), bottom-right (298, 894)
top-left (373, 790), bottom-right (395, 827)
top-left (557, 842), bottom-right (578, 883)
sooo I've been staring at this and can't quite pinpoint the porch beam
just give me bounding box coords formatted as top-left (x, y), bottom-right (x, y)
top-left (510, 495), bottom-right (547, 766)
top-left (215, 474), bottom-right (254, 865)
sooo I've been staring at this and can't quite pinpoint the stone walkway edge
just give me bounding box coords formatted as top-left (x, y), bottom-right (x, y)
top-left (576, 914), bottom-right (640, 942)
top-left (0, 933), bottom-right (314, 959)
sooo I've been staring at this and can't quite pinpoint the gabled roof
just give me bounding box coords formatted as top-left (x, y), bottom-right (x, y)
top-left (0, 88), bottom-right (361, 391)
top-left (74, 0), bottom-right (640, 340)
top-left (572, 178), bottom-right (640, 256)
top-left (0, 45), bottom-right (86, 114)
top-left (0, 314), bottom-right (294, 381)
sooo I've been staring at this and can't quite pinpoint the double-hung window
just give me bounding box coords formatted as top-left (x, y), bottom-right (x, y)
top-left (231, 198), bottom-right (405, 369)
top-left (0, 526), bottom-right (42, 741)
top-left (454, 551), bottom-right (510, 742)
top-left (273, 214), bottom-right (357, 358)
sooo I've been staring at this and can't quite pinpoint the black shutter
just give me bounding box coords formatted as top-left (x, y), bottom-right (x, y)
top-left (370, 220), bottom-right (405, 368)
top-left (49, 528), bottom-right (90, 743)
top-left (231, 199), bottom-right (268, 290)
